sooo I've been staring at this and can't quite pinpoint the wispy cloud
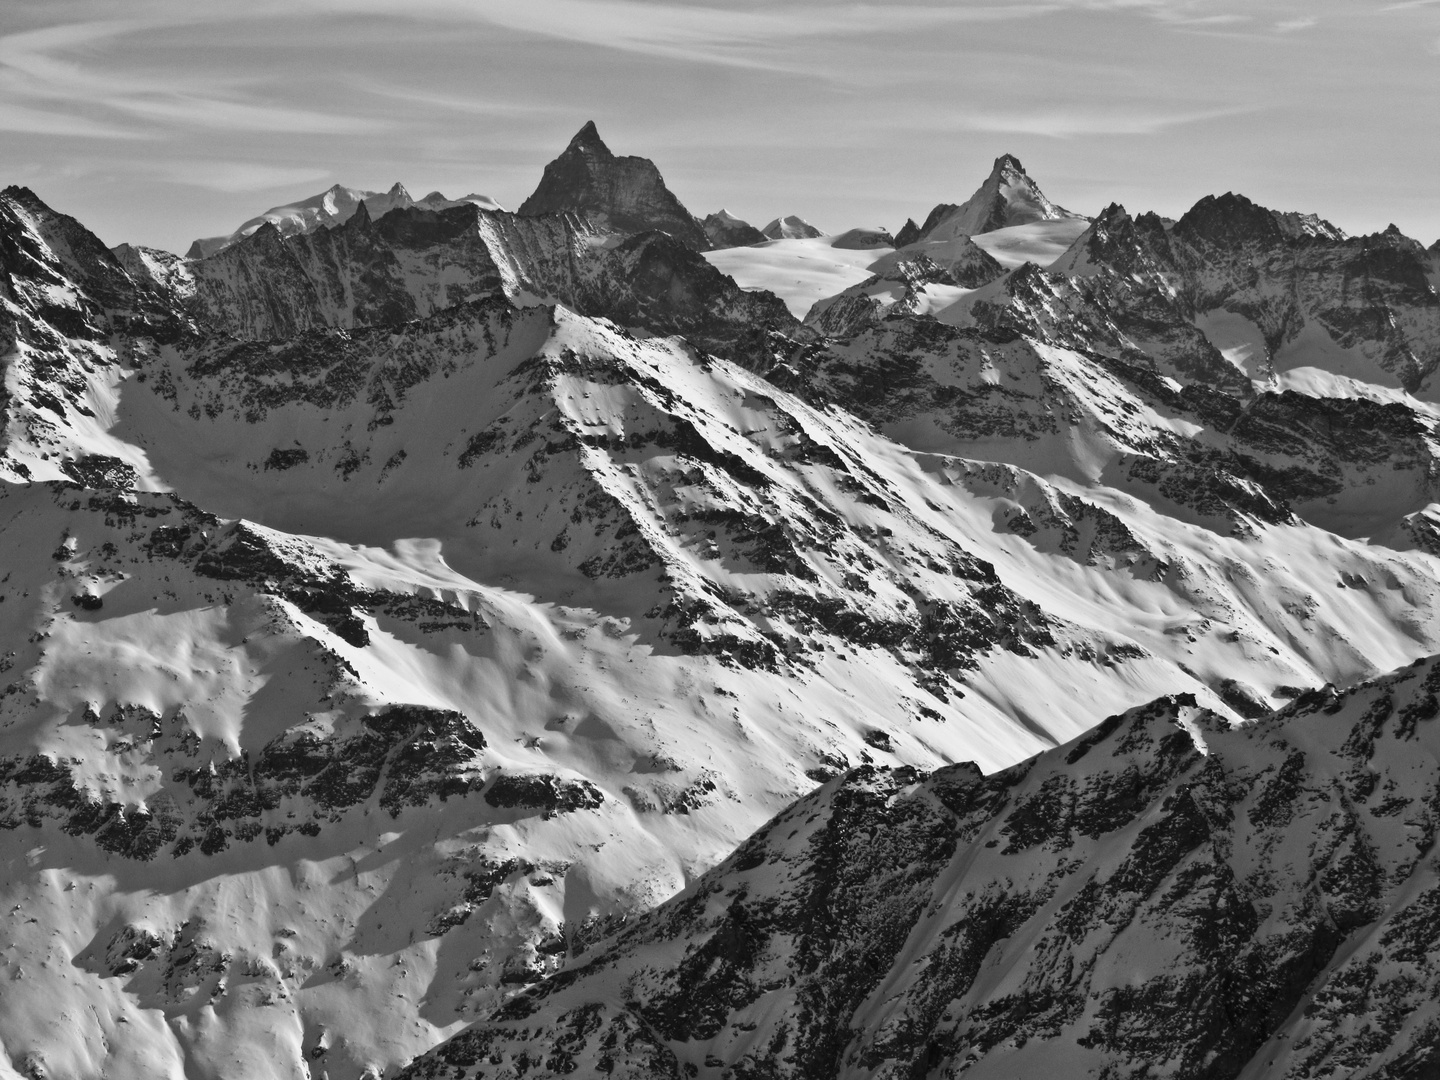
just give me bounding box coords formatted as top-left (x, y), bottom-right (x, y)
top-left (0, 101), bottom-right (146, 139)
top-left (0, 18), bottom-right (385, 139)
top-left (937, 103), bottom-right (1260, 138)
top-left (1274, 16), bottom-right (1317, 31)
top-left (298, 0), bottom-right (1060, 70)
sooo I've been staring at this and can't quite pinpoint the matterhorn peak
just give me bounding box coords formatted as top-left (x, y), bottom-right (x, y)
top-left (517, 120), bottom-right (709, 249)
top-left (992, 153), bottom-right (1026, 177)
top-left (568, 119), bottom-right (610, 154)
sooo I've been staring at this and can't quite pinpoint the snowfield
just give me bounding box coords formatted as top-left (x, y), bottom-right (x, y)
top-left (703, 236), bottom-right (894, 318)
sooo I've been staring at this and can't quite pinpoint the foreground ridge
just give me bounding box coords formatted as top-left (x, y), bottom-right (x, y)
top-left (402, 662), bottom-right (1440, 1079)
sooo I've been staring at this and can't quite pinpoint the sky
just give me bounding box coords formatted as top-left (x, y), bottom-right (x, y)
top-left (2, 0), bottom-right (1439, 254)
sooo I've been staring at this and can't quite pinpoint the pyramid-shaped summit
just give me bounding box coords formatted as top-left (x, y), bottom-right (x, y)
top-left (905, 153), bottom-right (1087, 246)
top-left (517, 121), bottom-right (710, 250)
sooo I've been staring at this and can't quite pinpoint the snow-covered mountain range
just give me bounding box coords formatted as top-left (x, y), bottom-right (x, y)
top-left (3, 121), bottom-right (1440, 1079)
top-left (185, 185), bottom-right (505, 261)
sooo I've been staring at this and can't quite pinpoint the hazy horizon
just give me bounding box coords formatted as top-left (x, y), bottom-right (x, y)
top-left (4, 0), bottom-right (1439, 254)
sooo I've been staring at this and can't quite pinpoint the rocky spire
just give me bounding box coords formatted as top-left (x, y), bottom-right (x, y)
top-left (907, 153), bottom-right (1085, 244)
top-left (517, 121), bottom-right (710, 250)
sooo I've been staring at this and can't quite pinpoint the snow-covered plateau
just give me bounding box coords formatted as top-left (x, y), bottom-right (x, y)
top-left (3, 124), bottom-right (1440, 1079)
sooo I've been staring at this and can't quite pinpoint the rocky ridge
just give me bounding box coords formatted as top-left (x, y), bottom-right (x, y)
top-left (399, 659), bottom-right (1440, 1079)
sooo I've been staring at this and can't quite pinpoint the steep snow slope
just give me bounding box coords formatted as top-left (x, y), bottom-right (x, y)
top-left (399, 660), bottom-right (1440, 1079)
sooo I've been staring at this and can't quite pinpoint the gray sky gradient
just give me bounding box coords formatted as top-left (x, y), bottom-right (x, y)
top-left (3, 0), bottom-right (1439, 253)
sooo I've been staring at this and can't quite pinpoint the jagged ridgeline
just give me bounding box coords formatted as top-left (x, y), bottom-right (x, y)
top-left (400, 665), bottom-right (1440, 1079)
top-left (2, 122), bottom-right (1440, 1080)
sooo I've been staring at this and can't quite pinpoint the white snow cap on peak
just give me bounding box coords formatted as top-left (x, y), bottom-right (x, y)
top-left (762, 214), bottom-right (823, 240)
top-left (185, 183), bottom-right (505, 259)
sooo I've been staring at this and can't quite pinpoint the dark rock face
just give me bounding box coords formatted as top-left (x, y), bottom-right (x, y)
top-left (1025, 195), bottom-right (1440, 394)
top-left (789, 306), bottom-right (1439, 536)
top-left (174, 201), bottom-right (532, 339)
top-left (1, 186), bottom-right (168, 320)
top-left (122, 199), bottom-right (806, 369)
top-left (702, 210), bottom-right (766, 249)
top-left (943, 234), bottom-right (1008, 287)
top-left (518, 122), bottom-right (710, 250)
top-left (977, 207), bottom-right (1247, 392)
top-left (893, 217), bottom-right (921, 248)
top-left (569, 229), bottom-right (803, 365)
top-left (400, 661), bottom-right (1440, 1078)
top-left (132, 197), bottom-right (800, 367)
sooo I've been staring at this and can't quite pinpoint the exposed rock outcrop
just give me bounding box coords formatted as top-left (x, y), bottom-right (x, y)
top-left (702, 209), bottom-right (766, 248)
top-left (399, 662), bottom-right (1440, 1079)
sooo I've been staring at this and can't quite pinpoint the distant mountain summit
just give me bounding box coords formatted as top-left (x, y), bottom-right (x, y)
top-left (517, 120), bottom-right (710, 250)
top-left (761, 214), bottom-right (823, 240)
top-left (1174, 191), bottom-right (1347, 246)
top-left (906, 153), bottom-right (1087, 245)
top-left (703, 208), bottom-right (766, 248)
top-left (184, 183), bottom-right (503, 258)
